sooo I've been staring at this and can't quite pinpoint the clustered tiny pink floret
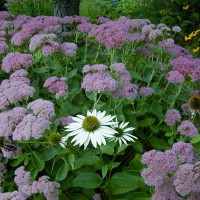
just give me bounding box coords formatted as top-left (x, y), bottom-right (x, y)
top-left (11, 166), bottom-right (60, 200)
top-left (2, 52), bottom-right (33, 73)
top-left (43, 76), bottom-right (68, 99)
top-left (0, 71), bottom-right (35, 111)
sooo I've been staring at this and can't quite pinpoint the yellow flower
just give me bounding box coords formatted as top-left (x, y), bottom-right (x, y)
top-left (193, 47), bottom-right (200, 53)
top-left (185, 35), bottom-right (192, 41)
top-left (183, 5), bottom-right (189, 10)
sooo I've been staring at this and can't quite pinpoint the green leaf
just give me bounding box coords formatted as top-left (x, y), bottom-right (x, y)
top-left (68, 154), bottom-right (75, 170)
top-left (10, 154), bottom-right (27, 167)
top-left (132, 140), bottom-right (144, 153)
top-left (42, 147), bottom-right (58, 161)
top-left (100, 145), bottom-right (114, 155)
top-left (108, 172), bottom-right (139, 195)
top-left (56, 161), bottom-right (69, 181)
top-left (150, 136), bottom-right (170, 150)
top-left (86, 92), bottom-right (96, 100)
top-left (117, 144), bottom-right (128, 154)
top-left (136, 118), bottom-right (155, 127)
top-left (32, 68), bottom-right (49, 74)
top-left (31, 151), bottom-right (45, 172)
top-left (74, 155), bottom-right (101, 169)
top-left (67, 69), bottom-right (77, 79)
top-left (72, 172), bottom-right (103, 188)
top-left (102, 165), bottom-right (108, 178)
top-left (149, 101), bottom-right (163, 118)
top-left (190, 134), bottom-right (200, 144)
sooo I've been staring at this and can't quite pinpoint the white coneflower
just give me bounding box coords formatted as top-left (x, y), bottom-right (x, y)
top-left (49, 132), bottom-right (67, 148)
top-left (64, 109), bottom-right (118, 149)
top-left (109, 121), bottom-right (138, 146)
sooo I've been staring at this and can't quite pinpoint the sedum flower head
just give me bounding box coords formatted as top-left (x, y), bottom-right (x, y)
top-left (109, 121), bottom-right (137, 146)
top-left (65, 109), bottom-right (117, 149)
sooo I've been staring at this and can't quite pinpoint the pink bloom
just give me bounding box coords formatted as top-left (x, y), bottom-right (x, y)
top-left (177, 120), bottom-right (198, 138)
top-left (2, 52), bottom-right (33, 73)
top-left (43, 76), bottom-right (68, 99)
top-left (59, 42), bottom-right (78, 57)
top-left (27, 99), bottom-right (55, 121)
top-left (164, 109), bottom-right (182, 126)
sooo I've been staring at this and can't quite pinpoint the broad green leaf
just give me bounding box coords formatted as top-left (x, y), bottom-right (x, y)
top-left (74, 155), bottom-right (101, 169)
top-left (132, 140), bottom-right (144, 153)
top-left (86, 92), bottom-right (96, 100)
top-left (72, 172), bottom-right (103, 188)
top-left (42, 147), bottom-right (58, 161)
top-left (10, 154), bottom-right (27, 167)
top-left (117, 144), bottom-right (128, 154)
top-left (150, 136), bottom-right (170, 150)
top-left (56, 161), bottom-right (69, 181)
top-left (136, 118), bottom-right (155, 127)
top-left (67, 69), bottom-right (77, 79)
top-left (190, 134), bottom-right (200, 144)
top-left (149, 101), bottom-right (163, 118)
top-left (100, 145), bottom-right (114, 155)
top-left (108, 172), bottom-right (139, 195)
top-left (31, 151), bottom-right (45, 172)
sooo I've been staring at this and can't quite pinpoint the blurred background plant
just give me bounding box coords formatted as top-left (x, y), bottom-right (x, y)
top-left (5, 0), bottom-right (54, 16)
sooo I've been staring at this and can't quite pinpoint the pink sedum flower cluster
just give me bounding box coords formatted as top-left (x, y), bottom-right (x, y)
top-left (43, 76), bottom-right (68, 99)
top-left (2, 52), bottom-right (33, 73)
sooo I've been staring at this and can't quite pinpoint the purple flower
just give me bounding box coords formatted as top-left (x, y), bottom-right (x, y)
top-left (172, 26), bottom-right (181, 33)
top-left (139, 87), bottom-right (154, 97)
top-left (152, 177), bottom-right (183, 200)
top-left (109, 63), bottom-right (125, 73)
top-left (171, 56), bottom-right (196, 76)
top-left (2, 52), bottom-right (33, 73)
top-left (136, 46), bottom-right (151, 57)
top-left (166, 70), bottom-right (185, 84)
top-left (93, 193), bottom-right (102, 200)
top-left (29, 33), bottom-right (57, 52)
top-left (172, 142), bottom-right (195, 163)
top-left (118, 83), bottom-right (138, 99)
top-left (27, 99), bottom-right (55, 120)
top-left (82, 64), bottom-right (108, 73)
top-left (164, 109), bottom-right (182, 126)
top-left (0, 79), bottom-right (35, 111)
top-left (89, 21), bottom-right (130, 49)
top-left (0, 107), bottom-right (28, 137)
top-left (0, 191), bottom-right (26, 200)
top-left (36, 176), bottom-right (60, 200)
top-left (128, 32), bottom-right (145, 42)
top-left (13, 114), bottom-right (51, 141)
top-left (142, 24), bottom-right (156, 35)
top-left (158, 38), bottom-right (174, 48)
top-left (148, 29), bottom-right (163, 40)
top-left (82, 71), bottom-right (117, 93)
top-left (0, 11), bottom-right (14, 20)
top-left (41, 41), bottom-right (60, 56)
top-left (0, 41), bottom-right (9, 54)
top-left (43, 76), bottom-right (68, 99)
top-left (55, 116), bottom-right (74, 126)
top-left (97, 16), bottom-right (112, 23)
top-left (187, 193), bottom-right (200, 200)
top-left (177, 120), bottom-right (198, 138)
top-left (173, 163), bottom-right (194, 196)
top-left (119, 70), bottom-right (132, 84)
top-left (157, 23), bottom-right (171, 31)
top-left (59, 42), bottom-right (78, 57)
top-left (1, 147), bottom-right (22, 158)
top-left (141, 150), bottom-right (178, 187)
top-left (77, 22), bottom-right (97, 33)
